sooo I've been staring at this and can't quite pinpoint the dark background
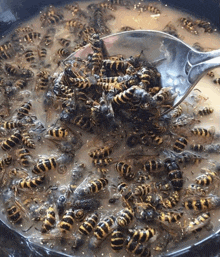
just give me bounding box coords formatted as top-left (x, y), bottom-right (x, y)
top-left (0, 0), bottom-right (220, 256)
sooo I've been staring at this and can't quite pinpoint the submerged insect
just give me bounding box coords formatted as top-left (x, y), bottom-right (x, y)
top-left (197, 107), bottom-right (214, 116)
top-left (60, 208), bottom-right (75, 233)
top-left (184, 212), bottom-right (211, 234)
top-left (191, 127), bottom-right (215, 137)
top-left (32, 158), bottom-right (57, 174)
top-left (173, 137), bottom-right (188, 153)
top-left (7, 204), bottom-right (22, 224)
top-left (190, 144), bottom-right (204, 152)
top-left (17, 175), bottom-right (45, 189)
top-left (89, 146), bottom-right (112, 159)
top-left (134, 182), bottom-right (171, 196)
top-left (80, 178), bottom-right (108, 195)
top-left (195, 169), bottom-right (218, 186)
top-left (116, 208), bottom-right (134, 227)
top-left (16, 148), bottom-right (31, 167)
top-left (17, 102), bottom-right (32, 119)
top-left (116, 162), bottom-right (134, 180)
top-left (125, 237), bottom-right (150, 256)
top-left (162, 191), bottom-right (180, 208)
top-left (94, 215), bottom-right (116, 240)
top-left (22, 132), bottom-right (35, 149)
top-left (0, 155), bottom-right (12, 171)
top-left (182, 196), bottom-right (220, 211)
top-left (157, 211), bottom-right (183, 223)
top-left (185, 184), bottom-right (207, 196)
top-left (1, 131), bottom-right (22, 151)
top-left (118, 182), bottom-right (134, 206)
top-left (111, 228), bottom-right (124, 252)
top-left (179, 17), bottom-right (198, 34)
top-left (143, 160), bottom-right (164, 173)
top-left (47, 127), bottom-right (68, 138)
top-left (78, 212), bottom-right (98, 235)
top-left (164, 159), bottom-right (183, 191)
top-left (128, 227), bottom-right (156, 243)
top-left (41, 206), bottom-right (56, 233)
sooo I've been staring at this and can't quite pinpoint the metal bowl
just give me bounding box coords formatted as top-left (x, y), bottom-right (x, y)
top-left (0, 0), bottom-right (220, 256)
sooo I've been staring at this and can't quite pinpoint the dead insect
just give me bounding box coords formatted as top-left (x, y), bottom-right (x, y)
top-left (41, 206), bottom-right (56, 233)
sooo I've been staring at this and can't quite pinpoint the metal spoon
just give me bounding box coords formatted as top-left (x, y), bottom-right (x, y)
top-left (64, 30), bottom-right (220, 110)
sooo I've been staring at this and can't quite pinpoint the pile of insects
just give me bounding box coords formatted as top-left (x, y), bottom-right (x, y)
top-left (0, 1), bottom-right (220, 256)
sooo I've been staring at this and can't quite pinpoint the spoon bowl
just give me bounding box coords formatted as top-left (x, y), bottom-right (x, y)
top-left (64, 30), bottom-right (220, 110)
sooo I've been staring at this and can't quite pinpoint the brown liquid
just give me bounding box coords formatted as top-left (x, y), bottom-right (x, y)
top-left (0, 1), bottom-right (220, 257)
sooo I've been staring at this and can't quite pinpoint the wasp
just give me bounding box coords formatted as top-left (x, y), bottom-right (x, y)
top-left (125, 237), bottom-right (150, 256)
top-left (213, 78), bottom-right (220, 84)
top-left (16, 148), bottom-right (31, 167)
top-left (197, 107), bottom-right (214, 116)
top-left (182, 196), bottom-right (220, 211)
top-left (164, 159), bottom-right (183, 190)
top-left (0, 41), bottom-right (14, 60)
top-left (40, 9), bottom-right (63, 27)
top-left (70, 77), bottom-right (94, 89)
top-left (38, 48), bottom-right (47, 59)
top-left (60, 208), bottom-right (75, 233)
top-left (152, 87), bottom-right (174, 104)
top-left (89, 146), bottom-right (112, 159)
top-left (185, 184), bottom-right (207, 196)
top-left (162, 191), bottom-right (180, 208)
top-left (1, 131), bottom-right (22, 151)
top-left (40, 28), bottom-right (56, 47)
top-left (173, 136), bottom-right (188, 153)
top-left (47, 127), bottom-right (68, 138)
top-left (92, 157), bottom-right (112, 167)
top-left (145, 131), bottom-right (163, 145)
top-left (57, 48), bottom-right (71, 58)
top-left (128, 227), bottom-right (156, 243)
top-left (92, 7), bottom-right (110, 35)
top-left (115, 162), bottom-right (134, 180)
top-left (22, 132), bottom-right (35, 149)
top-left (3, 120), bottom-right (22, 130)
top-left (41, 206), bottom-right (56, 233)
top-left (157, 211), bottom-right (183, 223)
top-left (134, 182), bottom-right (171, 196)
top-left (195, 168), bottom-right (218, 186)
top-left (14, 79), bottom-right (27, 89)
top-left (78, 212), bottom-right (98, 235)
top-left (118, 182), bottom-right (134, 206)
top-left (14, 26), bottom-right (33, 34)
top-left (72, 116), bottom-right (93, 132)
top-left (58, 38), bottom-right (71, 47)
top-left (94, 215), bottom-right (116, 240)
top-left (0, 155), bottom-right (12, 171)
top-left (184, 212), bottom-right (211, 234)
top-left (7, 204), bottom-right (22, 224)
top-left (5, 63), bottom-right (22, 77)
top-left (144, 160), bottom-right (164, 173)
top-left (32, 158), bottom-right (57, 174)
top-left (116, 208), bottom-right (134, 227)
top-left (111, 228), bottom-right (124, 252)
top-left (170, 105), bottom-right (182, 118)
top-left (176, 151), bottom-right (203, 165)
top-left (18, 175), bottom-right (45, 189)
top-left (195, 20), bottom-right (213, 33)
top-left (81, 178), bottom-right (108, 195)
top-left (190, 144), bottom-right (204, 152)
top-left (91, 52), bottom-right (103, 75)
top-left (179, 17), bottom-right (198, 34)
top-left (23, 32), bottom-right (41, 42)
top-left (65, 19), bottom-right (84, 31)
top-left (17, 102), bottom-right (32, 119)
top-left (103, 59), bottom-right (132, 73)
top-left (24, 49), bottom-right (36, 63)
top-left (147, 5), bottom-right (161, 14)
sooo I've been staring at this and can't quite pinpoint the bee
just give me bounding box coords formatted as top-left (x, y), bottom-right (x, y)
top-left (60, 208), bottom-right (75, 233)
top-left (3, 120), bottom-right (23, 130)
top-left (0, 41), bottom-right (14, 60)
top-left (128, 227), bottom-right (156, 243)
top-left (92, 158), bottom-right (113, 167)
top-left (111, 228), bottom-right (124, 252)
top-left (182, 196), bottom-right (220, 211)
top-left (22, 132), bottom-right (35, 149)
top-left (89, 146), bottom-right (112, 159)
top-left (38, 48), bottom-right (47, 59)
top-left (213, 78), bottom-right (220, 84)
top-left (23, 32), bottom-right (41, 42)
top-left (81, 178), bottom-right (108, 195)
top-left (16, 148), bottom-right (31, 167)
top-left (0, 155), bottom-right (12, 171)
top-left (197, 107), bottom-right (214, 116)
top-left (65, 19), bottom-right (84, 31)
top-left (179, 17), bottom-right (198, 34)
top-left (147, 5), bottom-right (161, 14)
top-left (162, 191), bottom-right (180, 208)
top-left (164, 159), bottom-right (183, 190)
top-left (40, 9), bottom-right (63, 27)
top-left (47, 127), bottom-right (68, 138)
top-left (7, 204), bottom-right (22, 224)
top-left (18, 175), bottom-right (45, 189)
top-left (116, 208), bottom-right (134, 227)
top-left (195, 20), bottom-right (213, 33)
top-left (14, 79), bottom-right (27, 89)
top-left (94, 215), bottom-right (116, 240)
top-left (1, 131), bottom-right (22, 151)
top-left (32, 158), bottom-right (57, 174)
top-left (184, 213), bottom-right (211, 234)
top-left (58, 38), bottom-right (71, 47)
top-left (125, 237), bottom-right (150, 256)
top-left (173, 136), bottom-right (188, 153)
top-left (41, 206), bottom-right (56, 233)
top-left (57, 48), bottom-right (71, 58)
top-left (78, 212), bottom-right (98, 235)
top-left (24, 49), bottom-right (36, 63)
top-left (191, 127), bottom-right (215, 137)
top-left (195, 169), bottom-right (217, 186)
top-left (143, 160), bottom-right (164, 173)
top-left (190, 144), bottom-right (204, 152)
top-left (134, 182), bottom-right (171, 196)
top-left (17, 102), bottom-right (32, 119)
top-left (185, 184), bottom-right (207, 196)
top-left (116, 162), bottom-right (134, 180)
top-left (157, 211), bottom-right (183, 223)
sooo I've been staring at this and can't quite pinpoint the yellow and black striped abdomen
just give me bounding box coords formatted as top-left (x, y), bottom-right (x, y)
top-left (41, 207), bottom-right (56, 233)
top-left (18, 175), bottom-right (45, 189)
top-left (78, 212), bottom-right (98, 235)
top-left (89, 178), bottom-right (108, 193)
top-left (94, 215), bottom-right (116, 240)
top-left (32, 158), bottom-right (57, 174)
top-left (1, 132), bottom-right (22, 151)
top-left (111, 228), bottom-right (124, 251)
top-left (7, 205), bottom-right (22, 224)
top-left (60, 209), bottom-right (75, 233)
top-left (116, 208), bottom-right (133, 227)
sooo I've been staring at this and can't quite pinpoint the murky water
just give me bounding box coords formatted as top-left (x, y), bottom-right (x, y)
top-left (1, 1), bottom-right (220, 257)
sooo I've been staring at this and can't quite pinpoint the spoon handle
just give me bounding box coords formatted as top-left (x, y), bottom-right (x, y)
top-left (188, 49), bottom-right (220, 65)
top-left (188, 56), bottom-right (220, 84)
